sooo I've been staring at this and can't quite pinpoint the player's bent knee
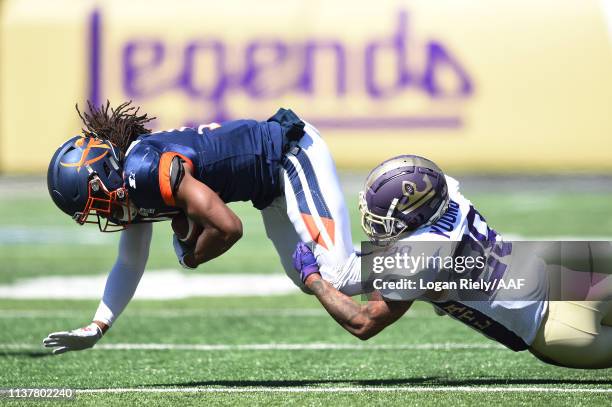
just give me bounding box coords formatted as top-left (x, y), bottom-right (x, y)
top-left (530, 329), bottom-right (612, 368)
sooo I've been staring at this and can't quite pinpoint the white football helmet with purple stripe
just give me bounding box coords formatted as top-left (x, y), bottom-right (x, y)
top-left (359, 155), bottom-right (449, 243)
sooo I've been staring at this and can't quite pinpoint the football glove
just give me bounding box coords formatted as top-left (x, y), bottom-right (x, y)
top-left (292, 242), bottom-right (320, 283)
top-left (172, 233), bottom-right (196, 269)
top-left (42, 323), bottom-right (103, 355)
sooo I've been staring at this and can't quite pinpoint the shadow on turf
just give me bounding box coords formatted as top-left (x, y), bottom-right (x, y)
top-left (154, 378), bottom-right (611, 387)
top-left (0, 350), bottom-right (53, 358)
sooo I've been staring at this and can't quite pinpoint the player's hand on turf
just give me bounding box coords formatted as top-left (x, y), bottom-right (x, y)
top-left (42, 323), bottom-right (103, 354)
top-left (292, 242), bottom-right (320, 283)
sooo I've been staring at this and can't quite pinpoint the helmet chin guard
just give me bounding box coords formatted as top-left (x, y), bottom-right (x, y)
top-left (75, 174), bottom-right (137, 232)
top-left (360, 155), bottom-right (450, 244)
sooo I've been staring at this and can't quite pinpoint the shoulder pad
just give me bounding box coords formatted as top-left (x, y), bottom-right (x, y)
top-left (124, 143), bottom-right (193, 210)
top-left (123, 144), bottom-right (165, 210)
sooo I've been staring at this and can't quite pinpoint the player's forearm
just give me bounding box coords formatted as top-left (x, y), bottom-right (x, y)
top-left (305, 274), bottom-right (374, 339)
top-left (92, 259), bottom-right (146, 327)
top-left (175, 170), bottom-right (243, 268)
top-left (186, 226), bottom-right (242, 265)
top-left (92, 223), bottom-right (152, 327)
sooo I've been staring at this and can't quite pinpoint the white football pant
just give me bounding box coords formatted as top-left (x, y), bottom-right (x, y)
top-left (261, 122), bottom-right (358, 294)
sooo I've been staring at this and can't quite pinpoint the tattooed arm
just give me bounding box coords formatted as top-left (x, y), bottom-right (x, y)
top-left (304, 273), bottom-right (412, 340)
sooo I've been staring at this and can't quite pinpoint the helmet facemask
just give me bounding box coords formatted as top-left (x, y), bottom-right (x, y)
top-left (75, 173), bottom-right (137, 232)
top-left (359, 191), bottom-right (408, 244)
top-left (360, 190), bottom-right (450, 245)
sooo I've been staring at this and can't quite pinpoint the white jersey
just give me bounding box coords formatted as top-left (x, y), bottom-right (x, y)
top-left (409, 176), bottom-right (548, 349)
top-left (332, 176), bottom-right (548, 350)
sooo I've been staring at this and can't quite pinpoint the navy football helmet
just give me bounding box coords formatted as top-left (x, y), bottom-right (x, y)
top-left (359, 155), bottom-right (449, 243)
top-left (47, 136), bottom-right (137, 231)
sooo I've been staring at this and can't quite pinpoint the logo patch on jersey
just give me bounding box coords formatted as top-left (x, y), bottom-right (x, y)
top-left (60, 138), bottom-right (110, 172)
top-left (128, 171), bottom-right (137, 189)
top-left (138, 207), bottom-right (156, 216)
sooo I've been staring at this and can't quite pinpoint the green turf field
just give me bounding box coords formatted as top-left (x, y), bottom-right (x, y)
top-left (1, 298), bottom-right (611, 405)
top-left (0, 176), bottom-right (610, 405)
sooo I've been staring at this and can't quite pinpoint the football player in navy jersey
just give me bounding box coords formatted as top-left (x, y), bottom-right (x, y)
top-left (292, 155), bottom-right (612, 369)
top-left (43, 101), bottom-right (356, 354)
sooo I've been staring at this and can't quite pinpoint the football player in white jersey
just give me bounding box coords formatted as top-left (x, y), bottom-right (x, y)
top-left (292, 155), bottom-right (612, 369)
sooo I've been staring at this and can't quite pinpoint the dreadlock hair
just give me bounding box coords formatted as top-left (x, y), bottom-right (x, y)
top-left (76, 100), bottom-right (156, 154)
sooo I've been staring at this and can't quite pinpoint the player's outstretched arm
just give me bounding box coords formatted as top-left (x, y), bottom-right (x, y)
top-left (293, 243), bottom-right (411, 340)
top-left (174, 170), bottom-right (243, 267)
top-left (43, 222), bottom-right (153, 354)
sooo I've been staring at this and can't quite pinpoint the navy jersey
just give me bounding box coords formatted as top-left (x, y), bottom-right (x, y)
top-left (122, 118), bottom-right (288, 218)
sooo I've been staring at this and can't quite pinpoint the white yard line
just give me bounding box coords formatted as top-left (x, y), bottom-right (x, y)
top-left (1, 342), bottom-right (502, 351)
top-left (0, 272), bottom-right (298, 299)
top-left (76, 386), bottom-right (612, 394)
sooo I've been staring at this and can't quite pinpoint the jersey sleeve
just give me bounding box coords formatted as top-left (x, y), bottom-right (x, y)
top-left (124, 144), bottom-right (193, 211)
top-left (157, 152), bottom-right (194, 206)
